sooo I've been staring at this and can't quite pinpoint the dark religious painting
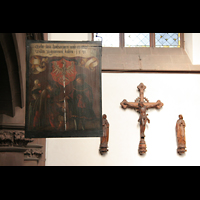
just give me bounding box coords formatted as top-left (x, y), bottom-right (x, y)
top-left (25, 40), bottom-right (102, 138)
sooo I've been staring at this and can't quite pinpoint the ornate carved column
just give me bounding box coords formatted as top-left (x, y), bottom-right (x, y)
top-left (24, 143), bottom-right (43, 166)
top-left (0, 130), bottom-right (33, 166)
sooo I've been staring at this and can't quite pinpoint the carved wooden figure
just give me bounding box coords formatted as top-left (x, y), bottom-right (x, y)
top-left (120, 83), bottom-right (163, 155)
top-left (176, 115), bottom-right (187, 155)
top-left (99, 114), bottom-right (109, 155)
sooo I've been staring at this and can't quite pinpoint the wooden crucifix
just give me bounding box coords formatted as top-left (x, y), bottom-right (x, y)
top-left (120, 83), bottom-right (164, 155)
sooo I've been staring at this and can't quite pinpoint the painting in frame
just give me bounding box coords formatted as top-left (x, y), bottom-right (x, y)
top-left (25, 40), bottom-right (102, 138)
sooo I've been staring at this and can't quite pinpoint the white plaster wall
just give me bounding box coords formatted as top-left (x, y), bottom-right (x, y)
top-left (47, 33), bottom-right (91, 41)
top-left (185, 33), bottom-right (200, 65)
top-left (46, 33), bottom-right (200, 166)
top-left (46, 72), bottom-right (200, 166)
top-left (102, 73), bottom-right (199, 166)
top-left (184, 33), bottom-right (193, 63)
top-left (192, 33), bottom-right (200, 65)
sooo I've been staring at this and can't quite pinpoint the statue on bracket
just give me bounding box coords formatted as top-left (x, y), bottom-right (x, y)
top-left (99, 114), bottom-right (109, 155)
top-left (176, 114), bottom-right (187, 155)
top-left (120, 83), bottom-right (164, 155)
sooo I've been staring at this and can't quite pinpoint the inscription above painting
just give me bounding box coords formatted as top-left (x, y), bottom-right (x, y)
top-left (26, 41), bottom-right (102, 138)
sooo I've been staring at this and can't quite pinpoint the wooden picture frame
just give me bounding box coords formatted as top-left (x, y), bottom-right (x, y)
top-left (25, 40), bottom-right (102, 138)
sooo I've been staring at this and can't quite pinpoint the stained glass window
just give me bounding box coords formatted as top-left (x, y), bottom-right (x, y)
top-left (93, 33), bottom-right (119, 47)
top-left (155, 33), bottom-right (180, 47)
top-left (125, 33), bottom-right (150, 47)
top-left (93, 33), bottom-right (182, 48)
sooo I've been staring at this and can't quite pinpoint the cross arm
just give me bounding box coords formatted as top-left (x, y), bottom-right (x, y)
top-left (145, 100), bottom-right (163, 109)
top-left (120, 99), bottom-right (139, 109)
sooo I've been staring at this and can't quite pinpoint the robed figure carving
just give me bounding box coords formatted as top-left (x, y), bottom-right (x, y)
top-left (120, 83), bottom-right (163, 155)
top-left (176, 115), bottom-right (187, 155)
top-left (99, 114), bottom-right (109, 155)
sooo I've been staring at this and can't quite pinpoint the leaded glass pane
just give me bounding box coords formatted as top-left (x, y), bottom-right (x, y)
top-left (125, 33), bottom-right (150, 47)
top-left (155, 33), bottom-right (180, 47)
top-left (93, 33), bottom-right (119, 47)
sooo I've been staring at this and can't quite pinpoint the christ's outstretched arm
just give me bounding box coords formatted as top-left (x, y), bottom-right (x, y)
top-left (120, 99), bottom-right (139, 109)
top-left (145, 100), bottom-right (163, 109)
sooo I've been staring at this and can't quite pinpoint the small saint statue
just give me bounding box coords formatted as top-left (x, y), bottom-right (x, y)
top-left (176, 114), bottom-right (187, 155)
top-left (99, 114), bottom-right (109, 155)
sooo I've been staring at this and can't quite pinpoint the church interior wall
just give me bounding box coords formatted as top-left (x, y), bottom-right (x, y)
top-left (184, 33), bottom-right (200, 65)
top-left (184, 33), bottom-right (193, 64)
top-left (191, 33), bottom-right (200, 65)
top-left (45, 33), bottom-right (200, 166)
top-left (46, 72), bottom-right (200, 166)
top-left (0, 33), bottom-right (46, 166)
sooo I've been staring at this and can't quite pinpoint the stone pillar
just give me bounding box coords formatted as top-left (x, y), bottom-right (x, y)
top-left (0, 130), bottom-right (33, 166)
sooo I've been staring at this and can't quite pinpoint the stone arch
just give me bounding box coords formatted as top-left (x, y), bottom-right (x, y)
top-left (0, 33), bottom-right (22, 117)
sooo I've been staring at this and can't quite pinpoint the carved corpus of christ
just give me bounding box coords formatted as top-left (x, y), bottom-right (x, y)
top-left (120, 83), bottom-right (164, 155)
